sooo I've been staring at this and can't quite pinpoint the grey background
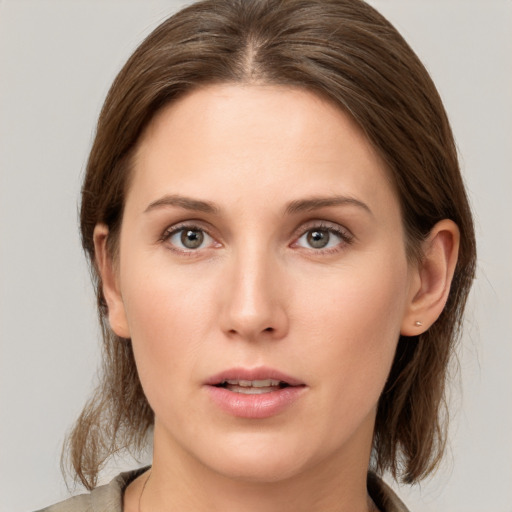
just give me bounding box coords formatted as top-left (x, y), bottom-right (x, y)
top-left (1, 1), bottom-right (511, 511)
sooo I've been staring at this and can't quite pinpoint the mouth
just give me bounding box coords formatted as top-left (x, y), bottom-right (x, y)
top-left (215, 379), bottom-right (292, 394)
top-left (205, 367), bottom-right (305, 393)
top-left (204, 367), bottom-right (306, 418)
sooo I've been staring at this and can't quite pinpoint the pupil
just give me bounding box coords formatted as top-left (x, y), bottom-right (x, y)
top-left (181, 229), bottom-right (203, 249)
top-left (307, 229), bottom-right (329, 248)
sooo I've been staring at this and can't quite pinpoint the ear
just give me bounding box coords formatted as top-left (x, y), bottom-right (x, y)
top-left (93, 224), bottom-right (131, 339)
top-left (401, 219), bottom-right (460, 336)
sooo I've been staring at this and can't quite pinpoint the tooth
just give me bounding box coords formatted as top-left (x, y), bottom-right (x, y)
top-left (225, 379), bottom-right (251, 386)
top-left (252, 379), bottom-right (280, 387)
top-left (228, 386), bottom-right (277, 394)
top-left (224, 379), bottom-right (282, 388)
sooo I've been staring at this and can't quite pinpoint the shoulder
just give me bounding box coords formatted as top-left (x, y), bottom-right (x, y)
top-left (367, 472), bottom-right (411, 512)
top-left (35, 468), bottom-right (149, 512)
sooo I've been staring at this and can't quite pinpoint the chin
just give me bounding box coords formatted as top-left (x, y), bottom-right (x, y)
top-left (212, 454), bottom-right (308, 484)
top-left (193, 430), bottom-right (321, 484)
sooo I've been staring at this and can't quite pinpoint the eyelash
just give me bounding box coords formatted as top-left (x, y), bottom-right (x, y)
top-left (159, 223), bottom-right (216, 255)
top-left (159, 221), bottom-right (354, 255)
top-left (293, 222), bottom-right (354, 254)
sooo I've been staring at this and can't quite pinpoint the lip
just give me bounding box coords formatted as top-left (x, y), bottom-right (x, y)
top-left (205, 366), bottom-right (305, 387)
top-left (204, 366), bottom-right (307, 419)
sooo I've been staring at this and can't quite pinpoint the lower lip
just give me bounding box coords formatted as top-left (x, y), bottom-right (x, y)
top-left (205, 385), bottom-right (306, 419)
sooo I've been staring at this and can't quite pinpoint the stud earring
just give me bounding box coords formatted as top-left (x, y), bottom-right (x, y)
top-left (414, 321), bottom-right (423, 327)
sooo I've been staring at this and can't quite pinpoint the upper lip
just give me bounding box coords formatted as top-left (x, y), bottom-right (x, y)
top-left (204, 366), bottom-right (305, 387)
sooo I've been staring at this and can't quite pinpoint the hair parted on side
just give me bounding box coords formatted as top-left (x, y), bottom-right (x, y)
top-left (68, 0), bottom-right (476, 490)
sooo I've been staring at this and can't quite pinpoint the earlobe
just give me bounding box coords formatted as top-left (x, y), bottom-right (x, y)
top-left (401, 219), bottom-right (460, 336)
top-left (93, 224), bottom-right (131, 339)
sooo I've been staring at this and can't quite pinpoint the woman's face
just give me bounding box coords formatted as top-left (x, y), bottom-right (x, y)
top-left (106, 84), bottom-right (419, 482)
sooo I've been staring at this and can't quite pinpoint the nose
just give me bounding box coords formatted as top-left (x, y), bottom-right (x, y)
top-left (219, 245), bottom-right (289, 342)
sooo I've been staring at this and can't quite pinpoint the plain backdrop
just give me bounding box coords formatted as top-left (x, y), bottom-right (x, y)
top-left (1, 1), bottom-right (511, 511)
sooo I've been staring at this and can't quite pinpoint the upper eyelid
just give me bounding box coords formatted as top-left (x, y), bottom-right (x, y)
top-left (159, 223), bottom-right (215, 247)
top-left (163, 220), bottom-right (215, 237)
top-left (294, 220), bottom-right (353, 237)
top-left (166, 223), bottom-right (205, 234)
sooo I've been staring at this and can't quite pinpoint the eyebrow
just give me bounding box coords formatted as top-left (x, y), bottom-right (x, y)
top-left (144, 194), bottom-right (219, 214)
top-left (285, 196), bottom-right (372, 216)
top-left (144, 194), bottom-right (372, 217)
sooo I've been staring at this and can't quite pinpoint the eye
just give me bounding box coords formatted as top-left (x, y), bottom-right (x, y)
top-left (166, 226), bottom-right (214, 251)
top-left (295, 226), bottom-right (350, 251)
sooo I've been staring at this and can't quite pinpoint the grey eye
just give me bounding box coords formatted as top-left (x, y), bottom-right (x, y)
top-left (297, 228), bottom-right (343, 250)
top-left (307, 229), bottom-right (329, 248)
top-left (169, 228), bottom-right (212, 250)
top-left (181, 229), bottom-right (204, 249)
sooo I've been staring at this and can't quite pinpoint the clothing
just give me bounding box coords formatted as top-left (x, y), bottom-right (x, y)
top-left (367, 472), bottom-right (410, 512)
top-left (36, 468), bottom-right (410, 512)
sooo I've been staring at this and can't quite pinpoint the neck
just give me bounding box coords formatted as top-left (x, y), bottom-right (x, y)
top-left (141, 423), bottom-right (375, 512)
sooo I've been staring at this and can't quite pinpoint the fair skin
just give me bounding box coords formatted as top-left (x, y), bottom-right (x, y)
top-left (94, 84), bottom-right (459, 512)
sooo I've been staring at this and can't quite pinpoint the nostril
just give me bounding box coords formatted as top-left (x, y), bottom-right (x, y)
top-left (263, 327), bottom-right (274, 332)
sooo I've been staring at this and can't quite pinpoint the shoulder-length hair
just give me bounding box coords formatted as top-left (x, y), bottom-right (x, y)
top-left (69, 0), bottom-right (476, 489)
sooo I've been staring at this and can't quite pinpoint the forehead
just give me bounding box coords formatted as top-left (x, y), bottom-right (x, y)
top-left (130, 83), bottom-right (398, 217)
top-left (140, 84), bottom-right (375, 160)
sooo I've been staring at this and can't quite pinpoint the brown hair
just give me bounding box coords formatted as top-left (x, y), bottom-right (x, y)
top-left (68, 0), bottom-right (476, 489)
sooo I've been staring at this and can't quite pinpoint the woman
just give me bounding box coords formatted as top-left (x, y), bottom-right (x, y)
top-left (40, 0), bottom-right (476, 511)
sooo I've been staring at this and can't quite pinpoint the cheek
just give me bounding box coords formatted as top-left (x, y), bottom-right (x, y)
top-left (292, 257), bottom-right (409, 401)
top-left (122, 248), bottom-right (216, 334)
top-left (118, 259), bottom-right (218, 401)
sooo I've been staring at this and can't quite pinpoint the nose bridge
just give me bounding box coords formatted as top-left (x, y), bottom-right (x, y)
top-left (220, 238), bottom-right (287, 340)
